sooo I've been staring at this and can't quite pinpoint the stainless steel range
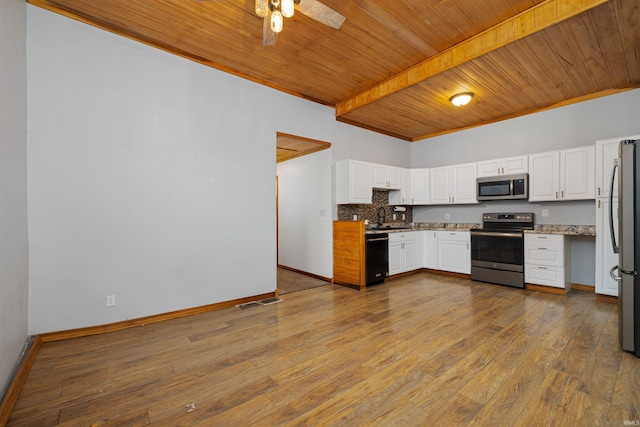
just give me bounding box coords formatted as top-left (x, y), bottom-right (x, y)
top-left (470, 213), bottom-right (534, 288)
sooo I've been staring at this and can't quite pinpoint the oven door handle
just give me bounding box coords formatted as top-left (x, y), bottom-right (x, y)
top-left (470, 231), bottom-right (523, 238)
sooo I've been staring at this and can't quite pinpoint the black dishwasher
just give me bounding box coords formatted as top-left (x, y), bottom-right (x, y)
top-left (365, 233), bottom-right (389, 285)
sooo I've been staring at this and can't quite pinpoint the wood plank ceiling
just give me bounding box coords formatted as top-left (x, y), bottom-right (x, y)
top-left (29, 0), bottom-right (640, 142)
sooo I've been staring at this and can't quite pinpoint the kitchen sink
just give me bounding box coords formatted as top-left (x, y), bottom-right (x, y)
top-left (368, 224), bottom-right (412, 230)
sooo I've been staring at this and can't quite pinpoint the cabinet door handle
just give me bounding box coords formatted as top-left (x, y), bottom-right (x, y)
top-left (538, 247), bottom-right (547, 250)
top-left (538, 236), bottom-right (548, 239)
top-left (598, 199), bottom-right (601, 208)
top-left (501, 167), bottom-right (504, 174)
top-left (497, 167), bottom-right (500, 174)
top-left (555, 191), bottom-right (558, 199)
top-left (561, 190), bottom-right (564, 198)
top-left (466, 242), bottom-right (469, 250)
top-left (538, 266), bottom-right (548, 270)
top-left (598, 187), bottom-right (601, 196)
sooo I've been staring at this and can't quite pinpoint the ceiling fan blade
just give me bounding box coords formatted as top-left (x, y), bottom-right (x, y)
top-left (296, 0), bottom-right (346, 30)
top-left (263, 16), bottom-right (277, 46)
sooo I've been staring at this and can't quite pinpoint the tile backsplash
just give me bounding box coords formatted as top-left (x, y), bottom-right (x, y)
top-left (337, 190), bottom-right (413, 224)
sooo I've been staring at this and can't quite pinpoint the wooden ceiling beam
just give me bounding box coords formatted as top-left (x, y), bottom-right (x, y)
top-left (335, 0), bottom-right (609, 118)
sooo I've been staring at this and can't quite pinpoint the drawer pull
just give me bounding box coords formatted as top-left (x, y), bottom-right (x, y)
top-left (538, 266), bottom-right (548, 270)
top-left (537, 247), bottom-right (547, 250)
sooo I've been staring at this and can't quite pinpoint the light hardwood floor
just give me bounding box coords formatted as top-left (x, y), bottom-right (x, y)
top-left (8, 272), bottom-right (640, 426)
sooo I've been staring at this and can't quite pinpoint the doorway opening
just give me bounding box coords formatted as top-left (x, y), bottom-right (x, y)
top-left (276, 132), bottom-right (332, 294)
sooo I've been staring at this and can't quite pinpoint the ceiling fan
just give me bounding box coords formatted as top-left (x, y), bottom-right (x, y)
top-left (256, 0), bottom-right (346, 46)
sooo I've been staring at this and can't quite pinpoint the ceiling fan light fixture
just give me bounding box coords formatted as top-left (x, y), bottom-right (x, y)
top-left (271, 10), bottom-right (284, 33)
top-left (449, 92), bottom-right (474, 107)
top-left (281, 0), bottom-right (295, 18)
top-left (255, 0), bottom-right (269, 18)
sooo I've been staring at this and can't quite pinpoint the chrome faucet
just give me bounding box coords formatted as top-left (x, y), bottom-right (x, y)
top-left (377, 207), bottom-right (386, 226)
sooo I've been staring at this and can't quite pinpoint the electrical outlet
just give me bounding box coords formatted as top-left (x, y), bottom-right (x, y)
top-left (402, 214), bottom-right (405, 220)
top-left (393, 213), bottom-right (397, 221)
top-left (106, 295), bottom-right (115, 307)
top-left (542, 209), bottom-right (549, 217)
top-left (320, 209), bottom-right (326, 217)
top-left (445, 213), bottom-right (451, 220)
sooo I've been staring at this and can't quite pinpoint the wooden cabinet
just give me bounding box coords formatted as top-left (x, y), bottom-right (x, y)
top-left (477, 155), bottom-right (528, 178)
top-left (333, 221), bottom-right (366, 289)
top-left (528, 146), bottom-right (595, 202)
top-left (524, 233), bottom-right (571, 291)
top-left (410, 168), bottom-right (430, 205)
top-left (335, 159), bottom-right (372, 204)
top-left (389, 232), bottom-right (418, 275)
top-left (437, 231), bottom-right (470, 274)
top-left (372, 164), bottom-right (402, 190)
top-left (595, 197), bottom-right (619, 296)
top-left (430, 163), bottom-right (477, 204)
top-left (422, 230), bottom-right (438, 269)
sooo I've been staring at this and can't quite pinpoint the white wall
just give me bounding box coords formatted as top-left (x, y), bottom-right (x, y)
top-left (277, 149), bottom-right (333, 278)
top-left (26, 6), bottom-right (406, 334)
top-left (0, 0), bottom-right (29, 397)
top-left (411, 89), bottom-right (640, 168)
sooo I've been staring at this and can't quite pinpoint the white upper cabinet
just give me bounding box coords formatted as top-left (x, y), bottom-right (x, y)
top-left (430, 166), bottom-right (452, 204)
top-left (596, 138), bottom-right (620, 199)
top-left (528, 146), bottom-right (594, 202)
top-left (560, 145), bottom-right (595, 200)
top-left (410, 168), bottom-right (430, 205)
top-left (477, 155), bottom-right (528, 178)
top-left (451, 162), bottom-right (478, 204)
top-left (528, 151), bottom-right (560, 201)
top-left (595, 135), bottom-right (640, 199)
top-left (372, 164), bottom-right (402, 190)
top-left (389, 168), bottom-right (412, 205)
top-left (430, 163), bottom-right (477, 204)
top-left (335, 159), bottom-right (372, 204)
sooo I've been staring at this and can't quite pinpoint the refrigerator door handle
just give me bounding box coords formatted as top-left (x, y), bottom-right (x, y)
top-left (609, 265), bottom-right (622, 282)
top-left (609, 161), bottom-right (620, 254)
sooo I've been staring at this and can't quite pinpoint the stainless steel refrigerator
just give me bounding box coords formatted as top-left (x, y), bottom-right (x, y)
top-left (610, 139), bottom-right (640, 357)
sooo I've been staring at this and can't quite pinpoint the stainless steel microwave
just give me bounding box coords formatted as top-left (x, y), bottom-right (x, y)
top-left (477, 173), bottom-right (528, 201)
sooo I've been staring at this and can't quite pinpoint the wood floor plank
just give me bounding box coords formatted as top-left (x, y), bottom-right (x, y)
top-left (559, 390), bottom-right (611, 426)
top-left (578, 330), bottom-right (623, 402)
top-left (512, 368), bottom-right (580, 426)
top-left (609, 351), bottom-right (640, 421)
top-left (468, 341), bottom-right (565, 426)
top-left (7, 272), bottom-right (640, 426)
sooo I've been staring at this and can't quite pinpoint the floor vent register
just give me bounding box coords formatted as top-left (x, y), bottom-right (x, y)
top-left (236, 297), bottom-right (283, 309)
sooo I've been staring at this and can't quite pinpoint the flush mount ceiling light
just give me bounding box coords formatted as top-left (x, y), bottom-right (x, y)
top-left (449, 92), bottom-right (474, 107)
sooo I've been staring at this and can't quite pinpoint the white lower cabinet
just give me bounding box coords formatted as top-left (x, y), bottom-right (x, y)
top-left (422, 230), bottom-right (438, 269)
top-left (596, 197), bottom-right (619, 296)
top-left (524, 233), bottom-right (571, 290)
top-left (437, 231), bottom-right (470, 274)
top-left (389, 232), bottom-right (418, 275)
